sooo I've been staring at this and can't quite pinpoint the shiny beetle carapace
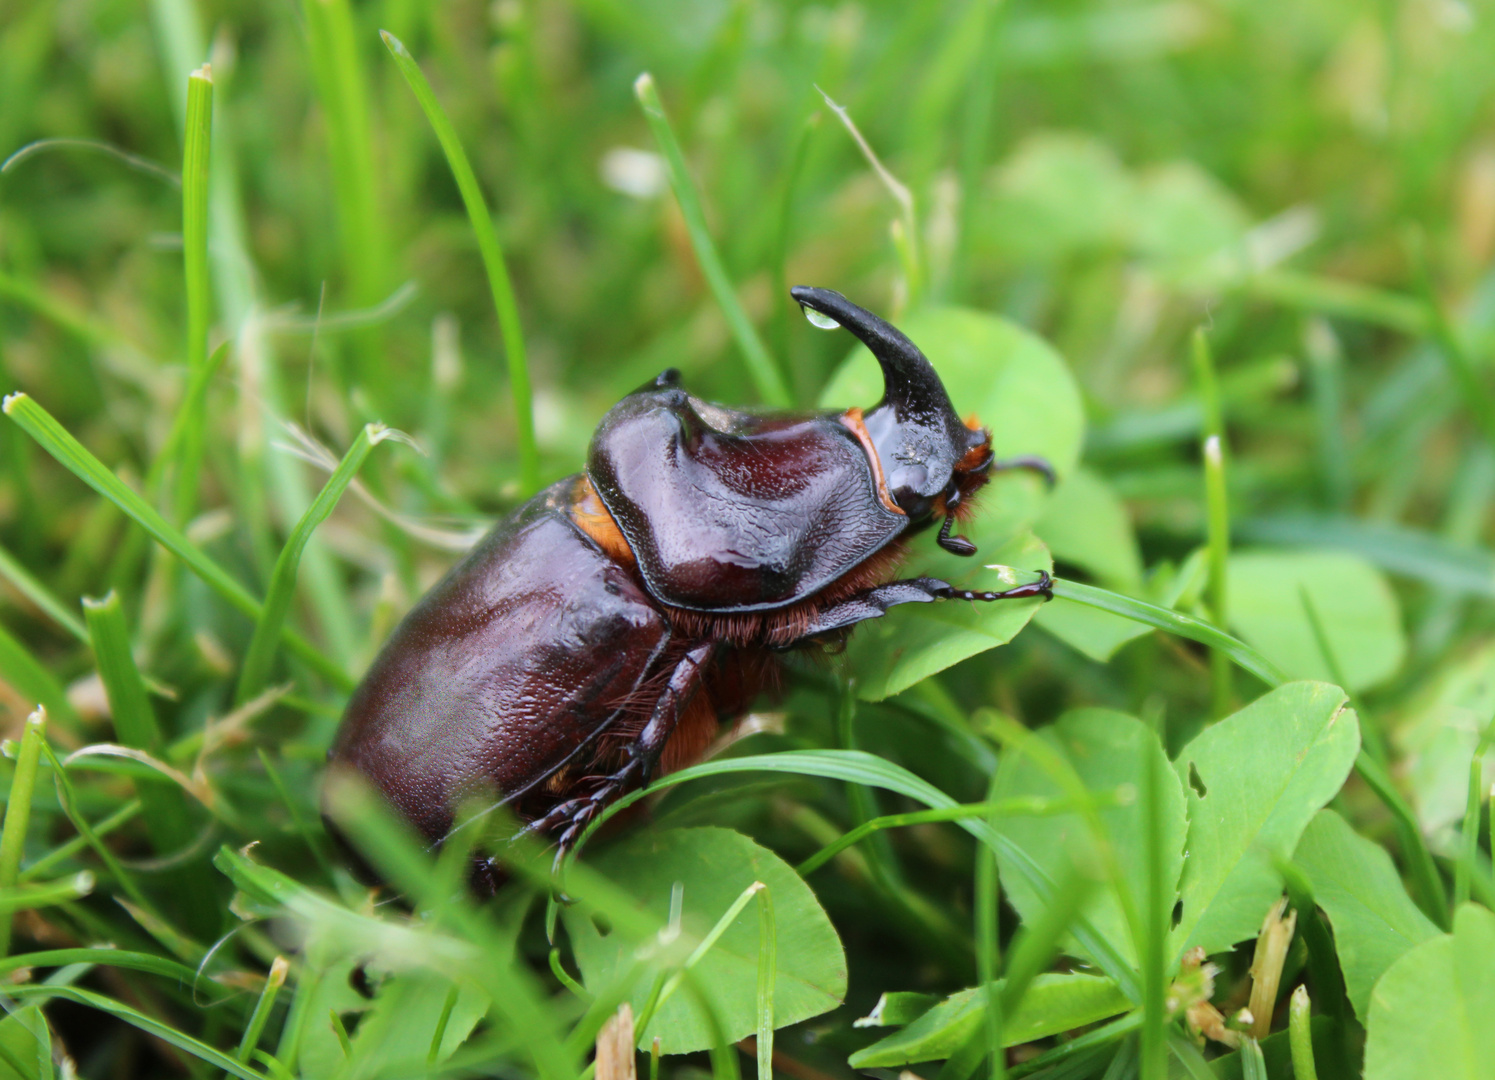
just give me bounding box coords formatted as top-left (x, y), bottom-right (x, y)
top-left (328, 287), bottom-right (1052, 877)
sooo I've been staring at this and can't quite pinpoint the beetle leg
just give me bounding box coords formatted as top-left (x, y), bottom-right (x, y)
top-left (528, 641), bottom-right (717, 861)
top-left (936, 489), bottom-right (978, 556)
top-left (796, 572), bottom-right (1052, 641)
top-left (987, 454), bottom-right (1056, 488)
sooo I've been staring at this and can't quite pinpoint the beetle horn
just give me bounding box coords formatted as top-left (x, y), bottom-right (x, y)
top-left (789, 285), bottom-right (961, 430)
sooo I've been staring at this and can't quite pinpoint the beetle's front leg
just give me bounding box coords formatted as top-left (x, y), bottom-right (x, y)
top-left (794, 571), bottom-right (1052, 642)
top-left (528, 641), bottom-right (717, 861)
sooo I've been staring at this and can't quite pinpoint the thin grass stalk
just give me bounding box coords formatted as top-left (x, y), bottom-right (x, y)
top-left (635, 73), bottom-right (791, 408)
top-left (1410, 230), bottom-right (1495, 450)
top-left (302, 0), bottom-right (386, 316)
top-left (5, 984), bottom-right (266, 1080)
top-left (2, 393), bottom-right (351, 692)
top-left (1296, 584), bottom-right (1447, 922)
top-left (0, 621), bottom-right (82, 731)
top-left (1455, 722), bottom-right (1493, 908)
top-left (1244, 269), bottom-right (1428, 335)
top-left (38, 743), bottom-right (181, 945)
top-left (1288, 985), bottom-right (1318, 1080)
top-left (149, 0), bottom-right (359, 669)
top-left (0, 708), bottom-right (47, 955)
top-left (1139, 732), bottom-right (1167, 1080)
top-left (770, 112), bottom-right (818, 392)
top-left (235, 956), bottom-right (289, 1068)
top-left (0, 544), bottom-right (86, 641)
top-left (755, 886), bottom-right (775, 1080)
top-left (1191, 329), bottom-right (1232, 717)
top-left (427, 983), bottom-right (462, 1064)
top-left (147, 339), bottom-right (231, 501)
top-left (256, 749), bottom-right (331, 879)
top-left (1303, 318), bottom-right (1351, 510)
top-left (795, 795), bottom-right (1114, 877)
top-left (236, 423), bottom-right (393, 704)
top-left (1050, 579), bottom-right (1287, 686)
top-left (1353, 750), bottom-right (1450, 929)
top-left (83, 591), bottom-right (218, 934)
top-left (951, 1), bottom-right (1001, 302)
top-left (976, 772), bottom-right (1004, 1080)
top-left (174, 64), bottom-right (213, 527)
top-left (380, 32), bottom-right (538, 494)
top-left (20, 800), bottom-right (140, 882)
top-left (1298, 586), bottom-right (1390, 765)
top-left (636, 881), bottom-right (766, 1033)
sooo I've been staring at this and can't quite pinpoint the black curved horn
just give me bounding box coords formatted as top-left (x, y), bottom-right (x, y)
top-left (790, 285), bottom-right (959, 429)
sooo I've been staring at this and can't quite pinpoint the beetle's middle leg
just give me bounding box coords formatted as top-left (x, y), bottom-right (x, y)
top-left (795, 572), bottom-right (1052, 642)
top-left (528, 641), bottom-right (717, 858)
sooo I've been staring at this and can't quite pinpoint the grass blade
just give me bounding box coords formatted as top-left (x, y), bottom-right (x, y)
top-left (0, 543), bottom-right (86, 641)
top-left (795, 795), bottom-right (1114, 877)
top-left (380, 31), bottom-right (538, 494)
top-left (755, 886), bottom-right (775, 1080)
top-left (175, 63), bottom-right (213, 526)
top-left (1455, 722), bottom-right (1493, 909)
top-left (236, 423), bottom-right (395, 704)
top-left (0, 621), bottom-right (82, 731)
top-left (1288, 985), bottom-right (1318, 1080)
top-left (20, 799), bottom-right (140, 882)
top-left (976, 773), bottom-right (1004, 1080)
top-left (1049, 578), bottom-right (1288, 686)
top-left (635, 73), bottom-right (791, 408)
top-left (1353, 750), bottom-right (1450, 930)
top-left (83, 590), bottom-right (219, 935)
top-left (236, 956), bottom-right (290, 1065)
top-left (0, 708), bottom-right (47, 954)
top-left (1139, 728), bottom-right (1167, 1080)
top-left (0, 873), bottom-right (93, 914)
top-left (1192, 329), bottom-right (1233, 717)
top-left (2, 393), bottom-right (351, 692)
top-left (1244, 269), bottom-right (1428, 335)
top-left (6, 984), bottom-right (266, 1079)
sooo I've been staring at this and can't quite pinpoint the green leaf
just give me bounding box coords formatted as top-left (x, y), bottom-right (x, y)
top-left (579, 749), bottom-right (1140, 1000)
top-left (839, 531), bottom-right (1051, 701)
top-left (1172, 682), bottom-right (1361, 957)
top-left (1364, 905), bottom-right (1495, 1080)
top-left (1033, 598), bottom-right (1151, 662)
top-left (976, 133), bottom-right (1135, 262)
top-left (0, 1005), bottom-right (51, 1080)
top-left (993, 709), bottom-right (1187, 968)
top-left (1035, 467), bottom-right (1143, 591)
top-left (563, 827), bottom-right (844, 1055)
top-left (1293, 809), bottom-right (1440, 1022)
top-left (1226, 550), bottom-right (1406, 692)
top-left (847, 974), bottom-right (1131, 1067)
top-left (818, 305), bottom-right (1085, 534)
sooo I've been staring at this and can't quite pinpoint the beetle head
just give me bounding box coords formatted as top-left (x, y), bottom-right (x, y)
top-left (791, 286), bottom-right (992, 554)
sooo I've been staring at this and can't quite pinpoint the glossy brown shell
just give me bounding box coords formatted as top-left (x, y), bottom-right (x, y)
top-left (587, 380), bottom-right (908, 613)
top-left (326, 479), bottom-right (673, 843)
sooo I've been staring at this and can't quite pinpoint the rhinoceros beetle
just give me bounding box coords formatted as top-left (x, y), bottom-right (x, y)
top-left (328, 287), bottom-right (1052, 880)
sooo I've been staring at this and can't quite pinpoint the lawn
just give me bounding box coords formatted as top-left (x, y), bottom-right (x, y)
top-left (1, 1), bottom-right (1493, 1077)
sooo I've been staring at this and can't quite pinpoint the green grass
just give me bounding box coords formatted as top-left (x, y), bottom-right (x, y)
top-left (3, 1), bottom-right (1495, 1078)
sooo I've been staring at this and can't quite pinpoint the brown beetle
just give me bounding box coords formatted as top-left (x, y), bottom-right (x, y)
top-left (327, 287), bottom-right (1051, 876)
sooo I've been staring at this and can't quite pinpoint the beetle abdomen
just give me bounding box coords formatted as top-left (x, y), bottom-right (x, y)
top-left (328, 479), bottom-right (673, 843)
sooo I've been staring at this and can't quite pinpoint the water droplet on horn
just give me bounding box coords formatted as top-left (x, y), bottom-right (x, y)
top-left (801, 305), bottom-right (840, 330)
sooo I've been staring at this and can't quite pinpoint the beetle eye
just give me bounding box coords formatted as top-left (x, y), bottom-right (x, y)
top-left (890, 464), bottom-right (934, 519)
